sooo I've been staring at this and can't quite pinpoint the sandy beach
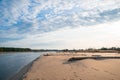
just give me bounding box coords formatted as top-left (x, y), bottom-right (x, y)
top-left (23, 53), bottom-right (120, 80)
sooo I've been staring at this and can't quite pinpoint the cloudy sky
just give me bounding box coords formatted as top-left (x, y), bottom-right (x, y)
top-left (0, 0), bottom-right (120, 49)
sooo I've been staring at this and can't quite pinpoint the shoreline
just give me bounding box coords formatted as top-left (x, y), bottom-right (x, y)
top-left (23, 52), bottom-right (120, 80)
top-left (9, 56), bottom-right (42, 80)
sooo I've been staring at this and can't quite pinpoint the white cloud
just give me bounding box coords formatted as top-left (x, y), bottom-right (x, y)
top-left (0, 28), bottom-right (19, 38)
top-left (1, 20), bottom-right (120, 49)
top-left (1, 0), bottom-right (120, 27)
top-left (0, 0), bottom-right (120, 48)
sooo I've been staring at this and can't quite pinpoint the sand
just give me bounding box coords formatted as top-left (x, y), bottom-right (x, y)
top-left (23, 53), bottom-right (120, 80)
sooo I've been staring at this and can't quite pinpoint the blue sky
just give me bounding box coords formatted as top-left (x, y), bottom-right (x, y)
top-left (0, 0), bottom-right (120, 49)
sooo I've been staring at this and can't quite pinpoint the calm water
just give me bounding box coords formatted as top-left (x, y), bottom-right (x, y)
top-left (0, 52), bottom-right (45, 80)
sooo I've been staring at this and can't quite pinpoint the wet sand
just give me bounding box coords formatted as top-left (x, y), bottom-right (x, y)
top-left (23, 53), bottom-right (120, 80)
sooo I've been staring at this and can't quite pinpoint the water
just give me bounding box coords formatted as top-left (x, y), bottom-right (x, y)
top-left (0, 52), bottom-right (45, 80)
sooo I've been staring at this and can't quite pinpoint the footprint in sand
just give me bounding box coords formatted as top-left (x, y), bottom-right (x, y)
top-left (104, 71), bottom-right (116, 76)
top-left (37, 78), bottom-right (45, 80)
top-left (73, 72), bottom-right (78, 77)
top-left (36, 78), bottom-right (40, 80)
top-left (91, 67), bottom-right (99, 71)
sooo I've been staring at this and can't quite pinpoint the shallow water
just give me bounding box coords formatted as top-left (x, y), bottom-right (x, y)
top-left (0, 52), bottom-right (45, 80)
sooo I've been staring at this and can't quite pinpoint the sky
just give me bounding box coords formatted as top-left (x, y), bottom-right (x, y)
top-left (0, 0), bottom-right (120, 49)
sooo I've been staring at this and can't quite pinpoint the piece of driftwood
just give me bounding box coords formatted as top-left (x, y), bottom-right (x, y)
top-left (68, 56), bottom-right (120, 61)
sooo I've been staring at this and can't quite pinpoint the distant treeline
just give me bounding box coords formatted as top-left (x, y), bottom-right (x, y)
top-left (0, 47), bottom-right (120, 53)
top-left (0, 47), bottom-right (32, 52)
top-left (99, 47), bottom-right (120, 50)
